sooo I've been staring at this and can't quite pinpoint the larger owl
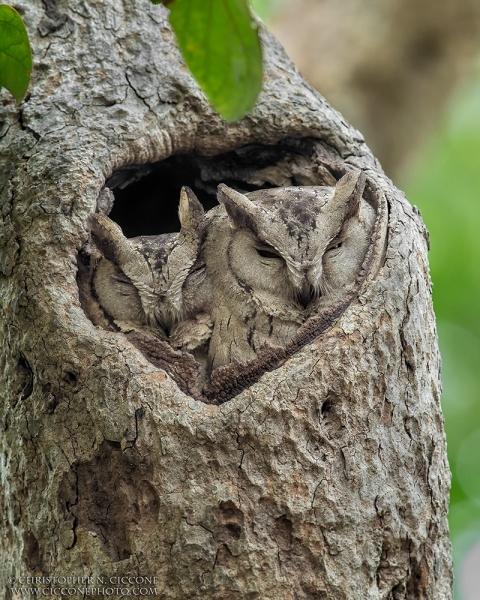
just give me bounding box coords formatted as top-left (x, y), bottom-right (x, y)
top-left (203, 169), bottom-right (376, 372)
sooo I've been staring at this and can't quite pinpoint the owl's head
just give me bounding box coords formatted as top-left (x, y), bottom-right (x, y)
top-left (90, 186), bottom-right (205, 333)
top-left (214, 169), bottom-right (375, 315)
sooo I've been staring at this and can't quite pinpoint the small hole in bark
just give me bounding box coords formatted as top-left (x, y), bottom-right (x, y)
top-left (321, 398), bottom-right (332, 416)
top-left (17, 356), bottom-right (34, 402)
top-left (272, 515), bottom-right (293, 550)
top-left (105, 439), bottom-right (122, 450)
top-left (225, 523), bottom-right (242, 539)
top-left (64, 371), bottom-right (78, 386)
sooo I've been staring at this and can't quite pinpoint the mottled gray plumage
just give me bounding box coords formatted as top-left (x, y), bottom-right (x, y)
top-left (203, 169), bottom-right (376, 371)
top-left (84, 170), bottom-right (376, 380)
top-left (89, 187), bottom-right (212, 352)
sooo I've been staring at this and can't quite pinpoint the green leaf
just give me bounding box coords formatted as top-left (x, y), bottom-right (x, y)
top-left (0, 5), bottom-right (32, 104)
top-left (167, 0), bottom-right (263, 122)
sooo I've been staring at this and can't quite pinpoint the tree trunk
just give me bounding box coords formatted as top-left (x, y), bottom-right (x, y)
top-left (0, 0), bottom-right (452, 598)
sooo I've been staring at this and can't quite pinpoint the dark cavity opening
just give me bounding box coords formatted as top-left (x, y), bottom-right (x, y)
top-left (105, 138), bottom-right (335, 237)
top-left (321, 398), bottom-right (333, 416)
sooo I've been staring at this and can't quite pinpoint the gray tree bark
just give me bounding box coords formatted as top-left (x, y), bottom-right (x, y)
top-left (0, 0), bottom-right (452, 598)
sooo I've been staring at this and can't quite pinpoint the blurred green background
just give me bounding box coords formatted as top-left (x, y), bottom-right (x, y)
top-left (405, 74), bottom-right (480, 600)
top-left (253, 1), bottom-right (480, 597)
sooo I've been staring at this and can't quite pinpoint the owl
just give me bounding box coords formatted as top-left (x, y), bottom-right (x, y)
top-left (84, 186), bottom-right (212, 354)
top-left (79, 170), bottom-right (380, 401)
top-left (202, 169), bottom-right (376, 372)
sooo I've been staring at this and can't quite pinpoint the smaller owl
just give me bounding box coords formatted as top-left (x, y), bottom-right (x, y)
top-left (202, 169), bottom-right (376, 371)
top-left (86, 186), bottom-right (212, 353)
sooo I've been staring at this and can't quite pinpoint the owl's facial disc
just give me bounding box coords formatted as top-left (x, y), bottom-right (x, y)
top-left (218, 174), bottom-right (373, 316)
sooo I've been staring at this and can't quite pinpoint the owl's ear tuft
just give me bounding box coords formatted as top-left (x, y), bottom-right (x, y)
top-left (90, 213), bottom-right (152, 288)
top-left (217, 184), bottom-right (261, 234)
top-left (90, 214), bottom-right (132, 265)
top-left (179, 186), bottom-right (204, 234)
top-left (334, 169), bottom-right (366, 220)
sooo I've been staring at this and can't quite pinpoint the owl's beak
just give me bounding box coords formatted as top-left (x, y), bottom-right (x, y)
top-left (297, 282), bottom-right (319, 308)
